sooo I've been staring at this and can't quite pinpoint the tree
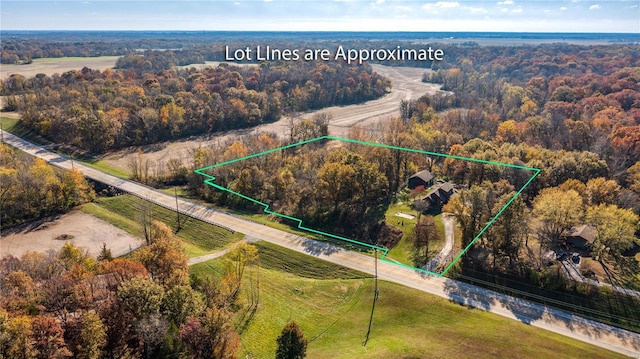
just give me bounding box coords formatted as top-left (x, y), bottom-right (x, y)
top-left (117, 277), bottom-right (165, 321)
top-left (0, 312), bottom-right (36, 359)
top-left (486, 193), bottom-right (529, 269)
top-left (586, 204), bottom-right (639, 261)
top-left (31, 315), bottom-right (72, 359)
top-left (134, 221), bottom-right (189, 289)
top-left (162, 285), bottom-right (205, 326)
top-left (276, 321), bottom-right (307, 359)
top-left (443, 185), bottom-right (488, 248)
top-left (585, 177), bottom-right (620, 205)
top-left (97, 243), bottom-right (114, 262)
top-left (226, 242), bottom-right (258, 295)
top-left (532, 188), bottom-right (584, 261)
top-left (75, 312), bottom-right (106, 359)
top-left (412, 216), bottom-right (441, 267)
top-left (179, 307), bottom-right (239, 359)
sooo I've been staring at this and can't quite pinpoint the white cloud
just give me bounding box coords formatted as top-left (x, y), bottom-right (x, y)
top-left (560, 6), bottom-right (567, 11)
top-left (544, 9), bottom-right (551, 13)
top-left (589, 4), bottom-right (601, 10)
top-left (497, 0), bottom-right (514, 5)
top-left (264, 0), bottom-right (273, 2)
top-left (423, 1), bottom-right (460, 11)
top-left (375, 0), bottom-right (385, 4)
top-left (500, 8), bottom-right (508, 12)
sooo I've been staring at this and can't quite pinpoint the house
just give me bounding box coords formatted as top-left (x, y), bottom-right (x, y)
top-left (408, 170), bottom-right (434, 190)
top-left (565, 224), bottom-right (597, 250)
top-left (422, 181), bottom-right (455, 209)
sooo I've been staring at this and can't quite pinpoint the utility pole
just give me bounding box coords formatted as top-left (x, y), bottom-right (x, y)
top-left (363, 247), bottom-right (379, 346)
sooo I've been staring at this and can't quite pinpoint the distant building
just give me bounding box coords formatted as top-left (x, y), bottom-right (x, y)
top-left (565, 224), bottom-right (597, 250)
top-left (408, 170), bottom-right (434, 190)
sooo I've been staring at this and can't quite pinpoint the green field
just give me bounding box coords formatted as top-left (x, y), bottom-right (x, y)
top-left (82, 194), bottom-right (243, 257)
top-left (384, 201), bottom-right (447, 267)
top-left (190, 243), bottom-right (626, 359)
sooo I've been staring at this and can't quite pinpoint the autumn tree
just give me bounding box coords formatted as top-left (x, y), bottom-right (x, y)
top-left (162, 285), bottom-right (205, 326)
top-left (226, 242), bottom-right (258, 296)
top-left (31, 315), bottom-right (72, 359)
top-left (75, 312), bottom-right (106, 359)
top-left (585, 177), bottom-right (620, 205)
top-left (0, 311), bottom-right (36, 359)
top-left (134, 221), bottom-right (189, 289)
top-left (276, 321), bottom-right (308, 359)
top-left (444, 185), bottom-right (488, 248)
top-left (412, 216), bottom-right (441, 267)
top-left (586, 204), bottom-right (639, 261)
top-left (532, 188), bottom-right (584, 262)
top-left (117, 277), bottom-right (165, 322)
top-left (485, 193), bottom-right (529, 270)
top-left (179, 307), bottom-right (239, 359)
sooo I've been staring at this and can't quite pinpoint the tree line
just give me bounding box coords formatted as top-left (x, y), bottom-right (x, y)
top-left (2, 59), bottom-right (389, 153)
top-left (0, 143), bottom-right (94, 229)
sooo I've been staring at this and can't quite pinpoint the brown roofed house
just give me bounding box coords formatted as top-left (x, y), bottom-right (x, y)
top-left (565, 224), bottom-right (597, 250)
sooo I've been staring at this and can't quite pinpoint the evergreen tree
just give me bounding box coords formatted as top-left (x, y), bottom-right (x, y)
top-left (275, 321), bottom-right (307, 359)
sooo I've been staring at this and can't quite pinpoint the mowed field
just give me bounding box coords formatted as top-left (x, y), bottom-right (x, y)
top-left (1, 56), bottom-right (120, 79)
top-left (190, 243), bottom-right (628, 359)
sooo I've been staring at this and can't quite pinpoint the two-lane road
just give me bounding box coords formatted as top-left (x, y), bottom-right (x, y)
top-left (2, 129), bottom-right (639, 358)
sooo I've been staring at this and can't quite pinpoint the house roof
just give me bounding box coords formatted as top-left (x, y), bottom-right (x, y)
top-left (423, 182), bottom-right (455, 203)
top-left (567, 224), bottom-right (597, 244)
top-left (409, 170), bottom-right (434, 183)
top-left (438, 182), bottom-right (454, 193)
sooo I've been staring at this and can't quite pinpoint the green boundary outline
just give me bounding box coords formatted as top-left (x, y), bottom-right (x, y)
top-left (195, 135), bottom-right (540, 276)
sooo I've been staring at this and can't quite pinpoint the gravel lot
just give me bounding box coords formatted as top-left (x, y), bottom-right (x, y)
top-left (1, 210), bottom-right (143, 258)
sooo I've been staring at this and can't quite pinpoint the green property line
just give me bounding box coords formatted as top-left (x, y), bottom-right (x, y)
top-left (195, 135), bottom-right (540, 276)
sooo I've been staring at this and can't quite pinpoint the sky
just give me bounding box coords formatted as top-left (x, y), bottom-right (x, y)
top-left (1, 1), bottom-right (638, 33)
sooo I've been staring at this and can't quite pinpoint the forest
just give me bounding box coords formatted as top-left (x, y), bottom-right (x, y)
top-left (1, 59), bottom-right (389, 153)
top-left (0, 143), bottom-right (94, 229)
top-left (0, 220), bottom-right (259, 358)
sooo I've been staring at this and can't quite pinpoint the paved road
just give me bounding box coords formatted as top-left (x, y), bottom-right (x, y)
top-left (2, 129), bottom-right (639, 358)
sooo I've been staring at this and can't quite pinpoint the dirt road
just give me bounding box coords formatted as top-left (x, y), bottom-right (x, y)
top-left (101, 64), bottom-right (440, 173)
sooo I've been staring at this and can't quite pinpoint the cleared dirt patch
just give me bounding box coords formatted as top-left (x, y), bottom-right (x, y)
top-left (1, 56), bottom-right (120, 79)
top-left (1, 210), bottom-right (143, 258)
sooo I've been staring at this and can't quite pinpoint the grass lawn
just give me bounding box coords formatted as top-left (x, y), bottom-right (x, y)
top-left (384, 201), bottom-right (447, 267)
top-left (1, 116), bottom-right (47, 144)
top-left (229, 209), bottom-right (374, 254)
top-left (82, 194), bottom-right (243, 257)
top-left (189, 243), bottom-right (626, 359)
top-left (82, 157), bottom-right (130, 178)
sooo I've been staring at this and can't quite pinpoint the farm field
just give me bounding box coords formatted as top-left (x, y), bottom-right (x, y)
top-left (0, 55), bottom-right (120, 79)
